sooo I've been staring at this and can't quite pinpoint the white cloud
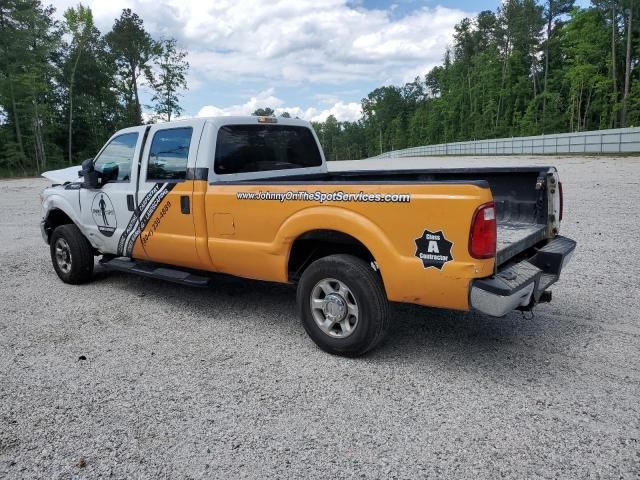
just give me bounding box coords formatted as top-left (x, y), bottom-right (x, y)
top-left (51, 1), bottom-right (470, 119)
top-left (314, 94), bottom-right (340, 105)
top-left (52, 0), bottom-right (469, 86)
top-left (197, 88), bottom-right (282, 117)
top-left (196, 89), bottom-right (362, 122)
top-left (309, 101), bottom-right (362, 122)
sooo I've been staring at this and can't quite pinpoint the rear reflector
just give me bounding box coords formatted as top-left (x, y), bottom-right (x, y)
top-left (469, 202), bottom-right (497, 259)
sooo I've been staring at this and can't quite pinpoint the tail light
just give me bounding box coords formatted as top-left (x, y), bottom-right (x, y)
top-left (558, 181), bottom-right (563, 221)
top-left (469, 202), bottom-right (497, 259)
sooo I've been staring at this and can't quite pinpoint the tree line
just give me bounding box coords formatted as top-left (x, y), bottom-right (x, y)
top-left (0, 1), bottom-right (188, 176)
top-left (309, 0), bottom-right (640, 160)
top-left (2, 1), bottom-right (639, 175)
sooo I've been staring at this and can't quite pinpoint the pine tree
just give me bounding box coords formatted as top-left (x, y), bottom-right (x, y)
top-left (106, 9), bottom-right (156, 125)
top-left (148, 39), bottom-right (188, 122)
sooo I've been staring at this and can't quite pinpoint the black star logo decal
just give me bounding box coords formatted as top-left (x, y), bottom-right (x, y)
top-left (414, 230), bottom-right (454, 270)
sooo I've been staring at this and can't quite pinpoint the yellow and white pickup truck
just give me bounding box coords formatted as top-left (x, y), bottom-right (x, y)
top-left (40, 116), bottom-right (576, 356)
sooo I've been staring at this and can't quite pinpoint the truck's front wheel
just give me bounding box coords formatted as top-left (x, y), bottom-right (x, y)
top-left (297, 254), bottom-right (389, 356)
top-left (50, 224), bottom-right (94, 284)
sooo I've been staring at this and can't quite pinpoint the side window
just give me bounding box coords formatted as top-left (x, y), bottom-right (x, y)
top-left (147, 127), bottom-right (193, 181)
top-left (214, 125), bottom-right (322, 175)
top-left (94, 133), bottom-right (138, 182)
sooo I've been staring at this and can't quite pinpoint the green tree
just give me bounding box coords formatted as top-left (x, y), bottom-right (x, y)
top-left (106, 9), bottom-right (156, 125)
top-left (63, 4), bottom-right (95, 163)
top-left (621, 0), bottom-right (637, 125)
top-left (148, 38), bottom-right (188, 122)
top-left (0, 0), bottom-right (62, 174)
top-left (542, 1), bottom-right (575, 124)
top-left (0, 3), bottom-right (188, 176)
top-left (59, 8), bottom-right (122, 162)
top-left (562, 7), bottom-right (611, 130)
top-left (252, 107), bottom-right (275, 116)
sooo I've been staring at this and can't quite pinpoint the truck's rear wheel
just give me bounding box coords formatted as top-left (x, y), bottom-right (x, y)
top-left (50, 224), bottom-right (94, 284)
top-left (297, 254), bottom-right (389, 356)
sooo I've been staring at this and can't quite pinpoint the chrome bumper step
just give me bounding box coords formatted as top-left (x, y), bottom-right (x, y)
top-left (470, 235), bottom-right (576, 317)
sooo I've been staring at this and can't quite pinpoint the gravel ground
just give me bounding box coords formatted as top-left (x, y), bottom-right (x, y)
top-left (0, 156), bottom-right (639, 479)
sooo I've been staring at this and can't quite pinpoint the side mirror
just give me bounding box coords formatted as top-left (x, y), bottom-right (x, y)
top-left (101, 163), bottom-right (120, 185)
top-left (79, 158), bottom-right (99, 189)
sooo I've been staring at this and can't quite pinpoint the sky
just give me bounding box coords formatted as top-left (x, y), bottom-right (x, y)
top-left (51, 0), bottom-right (591, 123)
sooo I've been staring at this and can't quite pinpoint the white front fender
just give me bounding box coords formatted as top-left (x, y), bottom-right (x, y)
top-left (42, 192), bottom-right (81, 225)
top-left (41, 191), bottom-right (96, 248)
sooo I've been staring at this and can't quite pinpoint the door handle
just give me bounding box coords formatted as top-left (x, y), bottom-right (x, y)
top-left (126, 194), bottom-right (135, 211)
top-left (180, 195), bottom-right (190, 214)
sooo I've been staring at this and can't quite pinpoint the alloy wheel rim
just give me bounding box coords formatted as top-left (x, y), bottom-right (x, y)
top-left (55, 238), bottom-right (72, 274)
top-left (310, 278), bottom-right (359, 338)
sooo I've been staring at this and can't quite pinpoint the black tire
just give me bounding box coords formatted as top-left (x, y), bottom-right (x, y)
top-left (297, 254), bottom-right (389, 357)
top-left (50, 224), bottom-right (94, 284)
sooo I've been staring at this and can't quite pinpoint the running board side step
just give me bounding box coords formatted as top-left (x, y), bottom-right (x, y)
top-left (100, 258), bottom-right (211, 287)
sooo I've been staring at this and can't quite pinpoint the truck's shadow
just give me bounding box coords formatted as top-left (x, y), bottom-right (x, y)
top-left (94, 267), bottom-right (569, 372)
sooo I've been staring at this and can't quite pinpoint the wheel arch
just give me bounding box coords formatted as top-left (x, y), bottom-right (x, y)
top-left (42, 194), bottom-right (84, 244)
top-left (43, 208), bottom-right (75, 243)
top-left (279, 206), bottom-right (399, 285)
top-left (288, 229), bottom-right (377, 281)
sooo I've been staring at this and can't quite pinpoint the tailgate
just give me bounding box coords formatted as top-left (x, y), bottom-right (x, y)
top-left (489, 167), bottom-right (561, 266)
top-left (497, 224), bottom-right (547, 265)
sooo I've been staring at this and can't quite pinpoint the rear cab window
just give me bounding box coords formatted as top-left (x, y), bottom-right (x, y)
top-left (147, 127), bottom-right (193, 181)
top-left (214, 124), bottom-right (322, 175)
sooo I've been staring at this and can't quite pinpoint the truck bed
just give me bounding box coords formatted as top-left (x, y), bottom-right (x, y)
top-left (241, 166), bottom-right (553, 266)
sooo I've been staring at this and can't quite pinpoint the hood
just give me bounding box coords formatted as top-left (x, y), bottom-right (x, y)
top-left (41, 165), bottom-right (82, 184)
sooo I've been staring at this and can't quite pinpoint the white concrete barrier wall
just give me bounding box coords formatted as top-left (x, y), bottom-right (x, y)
top-left (369, 127), bottom-right (640, 159)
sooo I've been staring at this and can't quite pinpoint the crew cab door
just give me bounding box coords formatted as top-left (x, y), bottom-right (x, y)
top-left (133, 121), bottom-right (204, 269)
top-left (78, 128), bottom-right (143, 256)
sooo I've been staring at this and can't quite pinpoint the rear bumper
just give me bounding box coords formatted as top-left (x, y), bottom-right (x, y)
top-left (470, 235), bottom-right (576, 317)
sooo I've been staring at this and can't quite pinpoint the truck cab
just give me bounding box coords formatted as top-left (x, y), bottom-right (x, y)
top-left (43, 117), bottom-right (326, 265)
